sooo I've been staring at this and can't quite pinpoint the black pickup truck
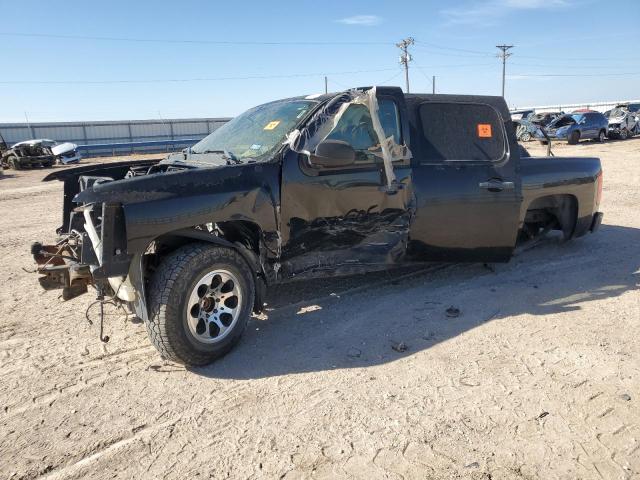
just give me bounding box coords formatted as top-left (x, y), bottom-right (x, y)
top-left (32, 87), bottom-right (603, 366)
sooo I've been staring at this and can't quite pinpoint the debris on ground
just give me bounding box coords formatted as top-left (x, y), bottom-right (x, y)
top-left (445, 306), bottom-right (461, 318)
top-left (391, 342), bottom-right (408, 353)
top-left (347, 348), bottom-right (361, 358)
top-left (296, 304), bottom-right (322, 315)
top-left (422, 330), bottom-right (435, 340)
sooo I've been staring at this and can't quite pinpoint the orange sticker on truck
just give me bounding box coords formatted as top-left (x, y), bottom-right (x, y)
top-left (477, 124), bottom-right (492, 138)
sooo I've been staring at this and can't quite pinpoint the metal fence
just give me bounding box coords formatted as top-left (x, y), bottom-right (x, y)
top-left (0, 118), bottom-right (231, 157)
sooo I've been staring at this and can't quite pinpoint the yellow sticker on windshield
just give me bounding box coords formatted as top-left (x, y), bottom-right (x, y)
top-left (263, 121), bottom-right (281, 131)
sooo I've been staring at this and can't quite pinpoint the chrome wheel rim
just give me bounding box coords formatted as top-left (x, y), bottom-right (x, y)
top-left (186, 269), bottom-right (242, 344)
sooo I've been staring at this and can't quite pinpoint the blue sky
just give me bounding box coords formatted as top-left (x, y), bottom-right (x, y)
top-left (1, 0), bottom-right (639, 122)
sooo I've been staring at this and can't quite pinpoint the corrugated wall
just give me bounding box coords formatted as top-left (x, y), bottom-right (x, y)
top-left (0, 118), bottom-right (231, 156)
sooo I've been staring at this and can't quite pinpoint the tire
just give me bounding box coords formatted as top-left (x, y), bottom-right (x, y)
top-left (146, 243), bottom-right (255, 366)
top-left (568, 131), bottom-right (580, 145)
top-left (520, 132), bottom-right (532, 142)
top-left (8, 156), bottom-right (22, 170)
top-left (596, 130), bottom-right (606, 143)
top-left (620, 128), bottom-right (628, 140)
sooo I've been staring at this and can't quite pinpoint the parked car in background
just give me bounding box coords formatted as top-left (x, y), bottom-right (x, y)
top-left (12, 139), bottom-right (82, 165)
top-left (514, 118), bottom-right (542, 142)
top-left (605, 106), bottom-right (639, 139)
top-left (510, 109), bottom-right (534, 121)
top-left (0, 133), bottom-right (6, 176)
top-left (529, 111), bottom-right (563, 127)
top-left (1, 138), bottom-right (55, 169)
top-left (619, 103), bottom-right (640, 114)
top-left (1, 139), bottom-right (81, 169)
top-left (541, 112), bottom-right (608, 144)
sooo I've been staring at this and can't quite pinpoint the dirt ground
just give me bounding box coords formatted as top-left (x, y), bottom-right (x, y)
top-left (1, 139), bottom-right (639, 480)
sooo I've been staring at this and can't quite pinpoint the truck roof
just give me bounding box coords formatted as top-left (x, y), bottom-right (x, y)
top-left (404, 93), bottom-right (511, 120)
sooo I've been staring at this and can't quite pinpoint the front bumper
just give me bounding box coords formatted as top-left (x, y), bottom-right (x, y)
top-left (31, 240), bottom-right (92, 300)
top-left (545, 132), bottom-right (568, 140)
top-left (56, 151), bottom-right (82, 165)
top-left (32, 202), bottom-right (136, 302)
top-left (19, 155), bottom-right (55, 166)
top-left (607, 127), bottom-right (623, 138)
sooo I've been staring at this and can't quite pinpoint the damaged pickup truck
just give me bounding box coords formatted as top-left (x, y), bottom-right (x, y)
top-left (32, 87), bottom-right (604, 366)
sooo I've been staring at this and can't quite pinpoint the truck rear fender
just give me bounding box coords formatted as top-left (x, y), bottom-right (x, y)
top-left (522, 194), bottom-right (578, 239)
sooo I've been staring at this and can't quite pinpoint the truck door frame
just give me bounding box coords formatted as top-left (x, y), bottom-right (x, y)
top-left (277, 87), bottom-right (416, 279)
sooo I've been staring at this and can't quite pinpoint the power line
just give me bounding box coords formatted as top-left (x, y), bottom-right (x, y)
top-left (0, 68), bottom-right (398, 85)
top-left (377, 69), bottom-right (405, 86)
top-left (413, 44), bottom-right (640, 63)
top-left (411, 61), bottom-right (435, 92)
top-left (508, 72), bottom-right (640, 78)
top-left (6, 31), bottom-right (640, 62)
top-left (413, 40), bottom-right (493, 56)
top-left (0, 31), bottom-right (393, 46)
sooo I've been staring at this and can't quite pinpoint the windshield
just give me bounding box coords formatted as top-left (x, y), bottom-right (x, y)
top-left (190, 99), bottom-right (315, 161)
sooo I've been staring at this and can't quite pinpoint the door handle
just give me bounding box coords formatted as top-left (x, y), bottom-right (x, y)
top-left (479, 180), bottom-right (515, 192)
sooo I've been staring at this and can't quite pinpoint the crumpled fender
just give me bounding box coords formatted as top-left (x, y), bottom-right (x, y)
top-left (78, 163), bottom-right (283, 254)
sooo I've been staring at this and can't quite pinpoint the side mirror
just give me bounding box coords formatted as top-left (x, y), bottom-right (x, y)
top-left (309, 140), bottom-right (356, 168)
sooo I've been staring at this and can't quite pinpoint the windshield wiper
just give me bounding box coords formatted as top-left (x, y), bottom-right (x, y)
top-left (223, 149), bottom-right (241, 164)
top-left (196, 149), bottom-right (241, 165)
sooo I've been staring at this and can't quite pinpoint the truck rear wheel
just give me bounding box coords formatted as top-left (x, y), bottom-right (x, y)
top-left (146, 243), bottom-right (255, 366)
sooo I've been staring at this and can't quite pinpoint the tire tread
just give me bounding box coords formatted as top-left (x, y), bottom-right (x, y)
top-left (145, 243), bottom-right (254, 366)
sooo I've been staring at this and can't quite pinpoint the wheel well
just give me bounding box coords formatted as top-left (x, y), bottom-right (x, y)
top-left (145, 221), bottom-right (267, 311)
top-left (522, 194), bottom-right (578, 240)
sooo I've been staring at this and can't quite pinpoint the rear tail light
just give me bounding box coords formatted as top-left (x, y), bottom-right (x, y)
top-left (596, 170), bottom-right (603, 206)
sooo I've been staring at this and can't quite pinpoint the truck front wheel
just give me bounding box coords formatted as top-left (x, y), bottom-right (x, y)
top-left (146, 243), bottom-right (255, 366)
top-left (8, 156), bottom-right (21, 170)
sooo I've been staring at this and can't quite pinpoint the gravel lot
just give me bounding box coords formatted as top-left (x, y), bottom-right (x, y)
top-left (1, 139), bottom-right (639, 480)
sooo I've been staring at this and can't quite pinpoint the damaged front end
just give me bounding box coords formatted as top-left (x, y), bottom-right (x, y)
top-left (31, 161), bottom-right (158, 306)
top-left (31, 155), bottom-right (281, 324)
top-left (31, 238), bottom-right (92, 301)
top-left (32, 195), bottom-right (135, 303)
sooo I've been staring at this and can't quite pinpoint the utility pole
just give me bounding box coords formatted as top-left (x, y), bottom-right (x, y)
top-left (432, 75), bottom-right (436, 94)
top-left (496, 44), bottom-right (514, 98)
top-left (324, 76), bottom-right (328, 94)
top-left (396, 37), bottom-right (415, 93)
top-left (24, 112), bottom-right (34, 139)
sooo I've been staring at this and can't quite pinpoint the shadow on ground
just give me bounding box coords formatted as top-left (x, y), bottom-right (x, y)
top-left (193, 224), bottom-right (639, 379)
